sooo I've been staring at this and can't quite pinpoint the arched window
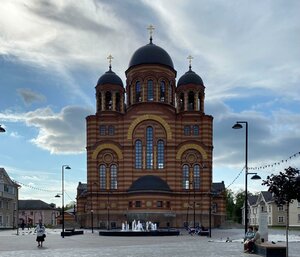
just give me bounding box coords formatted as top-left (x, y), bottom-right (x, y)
top-left (136, 81), bottom-right (141, 102)
top-left (105, 91), bottom-right (112, 110)
top-left (198, 93), bottom-right (201, 111)
top-left (97, 92), bottom-right (102, 112)
top-left (160, 81), bottom-right (165, 102)
top-left (135, 140), bottom-right (142, 169)
top-left (108, 126), bottom-right (115, 136)
top-left (184, 125), bottom-right (190, 136)
top-left (188, 91), bottom-right (195, 111)
top-left (157, 140), bottom-right (164, 169)
top-left (179, 93), bottom-right (184, 111)
top-left (99, 165), bottom-right (106, 189)
top-left (194, 164), bottom-right (200, 189)
top-left (146, 127), bottom-right (153, 169)
top-left (110, 165), bottom-right (117, 189)
top-left (147, 80), bottom-right (154, 101)
top-left (116, 92), bottom-right (121, 111)
top-left (169, 83), bottom-right (173, 104)
top-left (182, 165), bottom-right (189, 189)
top-left (193, 125), bottom-right (199, 136)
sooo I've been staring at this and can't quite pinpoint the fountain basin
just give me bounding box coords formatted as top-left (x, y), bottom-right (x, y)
top-left (99, 229), bottom-right (180, 237)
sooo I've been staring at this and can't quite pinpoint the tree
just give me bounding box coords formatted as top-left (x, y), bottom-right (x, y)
top-left (225, 189), bottom-right (235, 220)
top-left (262, 166), bottom-right (300, 257)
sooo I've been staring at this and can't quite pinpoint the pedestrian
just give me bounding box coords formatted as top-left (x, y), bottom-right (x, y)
top-left (244, 226), bottom-right (255, 253)
top-left (247, 227), bottom-right (261, 253)
top-left (35, 220), bottom-right (46, 247)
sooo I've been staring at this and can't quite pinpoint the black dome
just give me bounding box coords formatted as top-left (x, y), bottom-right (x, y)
top-left (128, 43), bottom-right (174, 69)
top-left (97, 69), bottom-right (123, 87)
top-left (177, 69), bottom-right (204, 86)
top-left (128, 175), bottom-right (172, 192)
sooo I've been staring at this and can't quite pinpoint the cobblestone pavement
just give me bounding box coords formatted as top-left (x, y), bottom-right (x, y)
top-left (0, 228), bottom-right (299, 257)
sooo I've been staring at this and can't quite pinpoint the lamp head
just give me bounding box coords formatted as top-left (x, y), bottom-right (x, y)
top-left (232, 123), bottom-right (243, 129)
top-left (0, 125), bottom-right (5, 132)
top-left (251, 174), bottom-right (261, 180)
top-left (55, 194), bottom-right (61, 198)
top-left (65, 166), bottom-right (71, 170)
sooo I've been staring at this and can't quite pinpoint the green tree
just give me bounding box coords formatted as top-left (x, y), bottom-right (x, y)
top-left (262, 166), bottom-right (300, 257)
top-left (225, 189), bottom-right (235, 220)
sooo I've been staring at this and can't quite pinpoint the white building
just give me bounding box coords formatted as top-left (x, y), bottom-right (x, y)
top-left (0, 168), bottom-right (20, 229)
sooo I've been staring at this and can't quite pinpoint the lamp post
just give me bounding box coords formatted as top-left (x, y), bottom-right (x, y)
top-left (107, 191), bottom-right (110, 230)
top-left (232, 121), bottom-right (261, 234)
top-left (61, 165), bottom-right (71, 238)
top-left (91, 183), bottom-right (94, 233)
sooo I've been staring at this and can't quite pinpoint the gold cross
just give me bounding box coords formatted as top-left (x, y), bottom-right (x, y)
top-left (187, 55), bottom-right (193, 66)
top-left (147, 24), bottom-right (155, 38)
top-left (107, 54), bottom-right (114, 66)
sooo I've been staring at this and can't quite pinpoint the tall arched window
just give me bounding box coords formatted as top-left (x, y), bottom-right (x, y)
top-left (105, 91), bottom-right (112, 110)
top-left (157, 140), bottom-right (164, 169)
top-left (188, 91), bottom-right (195, 111)
top-left (147, 80), bottom-right (154, 101)
top-left (99, 165), bottom-right (106, 189)
top-left (179, 93), bottom-right (184, 111)
top-left (135, 140), bottom-right (142, 169)
top-left (110, 165), bottom-right (117, 189)
top-left (160, 81), bottom-right (165, 102)
top-left (182, 165), bottom-right (189, 189)
top-left (116, 92), bottom-right (121, 111)
top-left (193, 125), bottom-right (199, 136)
top-left (169, 83), bottom-right (173, 104)
top-left (146, 127), bottom-right (153, 169)
top-left (194, 164), bottom-right (200, 189)
top-left (136, 81), bottom-right (141, 102)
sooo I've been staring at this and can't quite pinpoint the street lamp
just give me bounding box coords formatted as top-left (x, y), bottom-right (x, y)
top-left (232, 121), bottom-right (261, 234)
top-left (0, 125), bottom-right (5, 132)
top-left (91, 183), bottom-right (94, 233)
top-left (60, 165), bottom-right (71, 238)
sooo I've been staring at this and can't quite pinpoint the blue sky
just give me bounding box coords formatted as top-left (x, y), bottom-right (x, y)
top-left (0, 0), bottom-right (299, 207)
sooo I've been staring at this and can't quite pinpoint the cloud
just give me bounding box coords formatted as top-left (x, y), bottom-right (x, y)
top-left (17, 88), bottom-right (46, 105)
top-left (0, 105), bottom-right (93, 154)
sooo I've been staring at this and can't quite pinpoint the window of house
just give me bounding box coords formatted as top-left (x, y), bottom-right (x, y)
top-left (278, 205), bottom-right (284, 211)
top-left (128, 201), bottom-right (132, 208)
top-left (146, 127), bottom-right (153, 169)
top-left (0, 200), bottom-right (2, 209)
top-left (135, 201), bottom-right (141, 208)
top-left (278, 216), bottom-right (284, 223)
top-left (298, 214), bottom-right (300, 223)
top-left (99, 165), bottom-right (106, 189)
top-left (268, 216), bottom-right (271, 224)
top-left (99, 125), bottom-right (106, 136)
top-left (169, 83), bottom-right (173, 105)
top-left (297, 201), bottom-right (300, 208)
top-left (6, 202), bottom-right (9, 210)
top-left (157, 201), bottom-right (163, 208)
top-left (157, 140), bottom-right (164, 169)
top-left (135, 140), bottom-right (142, 169)
top-left (193, 165), bottom-right (200, 189)
top-left (268, 205), bottom-right (271, 212)
top-left (110, 165), bottom-right (117, 189)
top-left (184, 125), bottom-right (190, 136)
top-left (182, 165), bottom-right (189, 189)
top-left (166, 201), bottom-right (170, 208)
top-left (212, 203), bottom-right (217, 213)
top-left (147, 80), bottom-right (154, 101)
top-left (136, 81), bottom-right (141, 102)
top-left (0, 215), bottom-right (2, 225)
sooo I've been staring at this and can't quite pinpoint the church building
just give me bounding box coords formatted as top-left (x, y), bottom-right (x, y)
top-left (76, 27), bottom-right (226, 229)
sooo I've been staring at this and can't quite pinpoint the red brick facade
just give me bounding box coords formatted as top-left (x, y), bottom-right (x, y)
top-left (76, 39), bottom-right (226, 229)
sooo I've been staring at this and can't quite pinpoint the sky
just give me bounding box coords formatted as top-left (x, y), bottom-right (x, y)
top-left (0, 0), bottom-right (299, 207)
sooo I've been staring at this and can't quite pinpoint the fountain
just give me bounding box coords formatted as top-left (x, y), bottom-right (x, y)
top-left (99, 220), bottom-right (179, 236)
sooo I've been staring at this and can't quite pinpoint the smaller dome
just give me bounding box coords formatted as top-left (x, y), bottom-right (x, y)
top-left (128, 175), bottom-right (172, 192)
top-left (97, 68), bottom-right (123, 87)
top-left (177, 68), bottom-right (204, 87)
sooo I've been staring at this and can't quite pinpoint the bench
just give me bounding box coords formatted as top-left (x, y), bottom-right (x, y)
top-left (254, 242), bottom-right (286, 257)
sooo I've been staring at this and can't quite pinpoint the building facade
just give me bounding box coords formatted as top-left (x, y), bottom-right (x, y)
top-left (18, 200), bottom-right (59, 227)
top-left (76, 33), bottom-right (226, 229)
top-left (247, 191), bottom-right (300, 227)
top-left (0, 168), bottom-right (19, 229)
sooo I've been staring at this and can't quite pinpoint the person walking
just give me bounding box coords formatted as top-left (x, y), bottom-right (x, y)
top-left (35, 220), bottom-right (46, 247)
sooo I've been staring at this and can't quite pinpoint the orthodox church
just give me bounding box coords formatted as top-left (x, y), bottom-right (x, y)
top-left (76, 27), bottom-right (225, 229)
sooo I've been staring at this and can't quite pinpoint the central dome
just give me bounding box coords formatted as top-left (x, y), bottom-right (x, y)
top-left (128, 42), bottom-right (174, 70)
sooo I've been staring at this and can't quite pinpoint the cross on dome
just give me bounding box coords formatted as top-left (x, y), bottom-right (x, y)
top-left (147, 24), bottom-right (155, 43)
top-left (107, 54), bottom-right (114, 70)
top-left (187, 55), bottom-right (193, 70)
